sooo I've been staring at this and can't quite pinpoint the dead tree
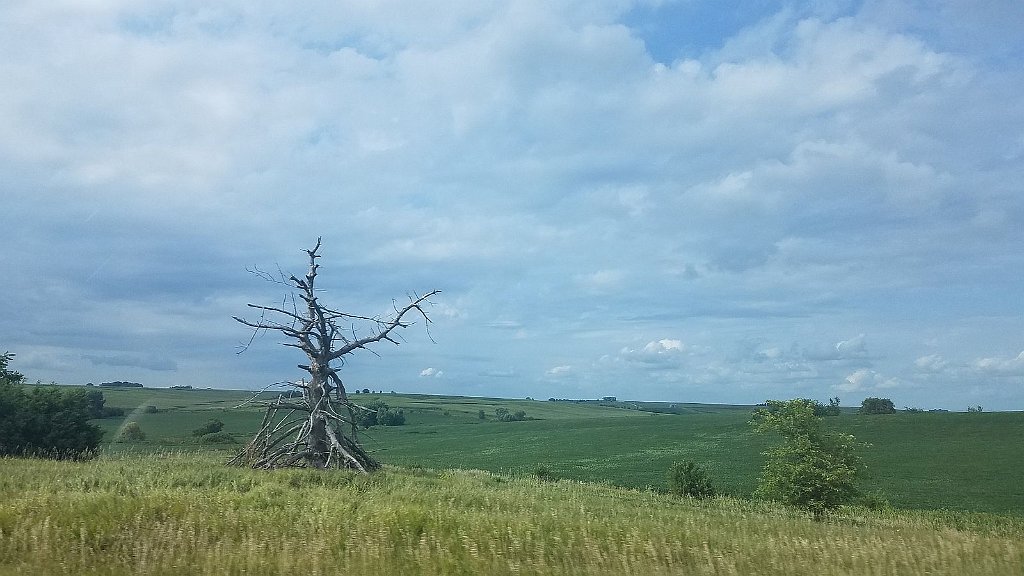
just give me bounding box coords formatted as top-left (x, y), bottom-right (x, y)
top-left (230, 238), bottom-right (438, 472)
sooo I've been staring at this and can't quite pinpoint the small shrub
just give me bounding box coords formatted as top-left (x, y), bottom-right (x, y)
top-left (144, 405), bottom-right (159, 414)
top-left (478, 409), bottom-right (486, 420)
top-left (101, 406), bottom-right (125, 418)
top-left (860, 490), bottom-right (892, 511)
top-left (192, 419), bottom-right (225, 436)
top-left (533, 465), bottom-right (556, 481)
top-left (667, 461), bottom-right (716, 499)
top-left (197, 431), bottom-right (236, 444)
top-left (118, 422), bottom-right (146, 442)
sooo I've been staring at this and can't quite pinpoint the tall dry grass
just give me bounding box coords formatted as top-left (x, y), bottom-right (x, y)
top-left (1, 453), bottom-right (1021, 575)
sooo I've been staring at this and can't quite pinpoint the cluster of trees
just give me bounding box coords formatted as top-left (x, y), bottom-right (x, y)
top-left (98, 381), bottom-right (143, 388)
top-left (355, 400), bottom-right (406, 428)
top-left (1, 352), bottom-right (104, 459)
top-left (858, 397), bottom-right (896, 414)
top-left (494, 407), bottom-right (528, 422)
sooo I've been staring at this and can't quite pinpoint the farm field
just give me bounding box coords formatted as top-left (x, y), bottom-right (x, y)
top-left (89, 386), bottom-right (1024, 515)
top-left (1, 453), bottom-right (1022, 575)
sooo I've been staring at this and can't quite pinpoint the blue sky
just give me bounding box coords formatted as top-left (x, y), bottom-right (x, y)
top-left (2, 0), bottom-right (1023, 410)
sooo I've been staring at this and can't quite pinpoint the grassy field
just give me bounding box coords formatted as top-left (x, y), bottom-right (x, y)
top-left (87, 387), bottom-right (1024, 515)
top-left (1, 453), bottom-right (1022, 575)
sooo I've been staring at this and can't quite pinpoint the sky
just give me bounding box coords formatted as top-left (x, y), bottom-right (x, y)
top-left (2, 0), bottom-right (1023, 410)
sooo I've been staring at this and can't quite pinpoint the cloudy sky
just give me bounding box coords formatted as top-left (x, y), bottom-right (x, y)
top-left (3, 0), bottom-right (1023, 410)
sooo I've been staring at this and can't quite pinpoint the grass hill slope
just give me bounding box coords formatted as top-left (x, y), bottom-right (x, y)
top-left (1, 453), bottom-right (1021, 575)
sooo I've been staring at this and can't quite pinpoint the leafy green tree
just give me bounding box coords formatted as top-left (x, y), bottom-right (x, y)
top-left (859, 397), bottom-right (896, 414)
top-left (750, 399), bottom-right (863, 518)
top-left (667, 461), bottom-right (716, 499)
top-left (1, 351), bottom-right (24, 384)
top-left (355, 400), bottom-right (405, 427)
top-left (0, 382), bottom-right (103, 459)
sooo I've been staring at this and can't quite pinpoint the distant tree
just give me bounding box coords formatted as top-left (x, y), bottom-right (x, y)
top-left (967, 405), bottom-right (984, 413)
top-left (193, 419), bottom-right (225, 436)
top-left (667, 461), bottom-right (716, 499)
top-left (859, 397), bottom-right (896, 414)
top-left (751, 399), bottom-right (864, 519)
top-left (494, 408), bottom-right (528, 422)
top-left (354, 400), bottom-right (405, 428)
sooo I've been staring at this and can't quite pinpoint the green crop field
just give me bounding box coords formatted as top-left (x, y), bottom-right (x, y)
top-left (83, 386), bottom-right (1024, 515)
top-left (2, 453), bottom-right (1022, 575)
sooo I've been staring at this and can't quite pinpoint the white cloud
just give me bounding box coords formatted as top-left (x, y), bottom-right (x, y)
top-left (973, 351), bottom-right (1024, 376)
top-left (1, 2), bottom-right (1022, 409)
top-left (546, 365), bottom-right (572, 376)
top-left (914, 354), bottom-right (948, 372)
top-left (835, 334), bottom-right (867, 357)
top-left (419, 367), bottom-right (443, 378)
top-left (834, 368), bottom-right (902, 393)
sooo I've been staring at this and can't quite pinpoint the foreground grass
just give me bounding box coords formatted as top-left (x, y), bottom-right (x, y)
top-left (1, 454), bottom-right (1022, 575)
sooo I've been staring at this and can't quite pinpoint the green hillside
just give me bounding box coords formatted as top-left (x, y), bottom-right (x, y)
top-left (83, 386), bottom-right (1024, 514)
top-left (1, 453), bottom-right (1021, 575)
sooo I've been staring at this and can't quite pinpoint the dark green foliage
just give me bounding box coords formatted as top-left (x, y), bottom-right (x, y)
top-left (193, 419), bottom-right (225, 436)
top-left (495, 407), bottom-right (528, 422)
top-left (356, 400), bottom-right (405, 427)
top-left (533, 464), bottom-right (555, 480)
top-left (860, 397), bottom-right (896, 414)
top-left (99, 381), bottom-right (143, 388)
top-left (667, 461), bottom-right (716, 499)
top-left (478, 409), bottom-right (486, 420)
top-left (197, 431), bottom-right (236, 444)
top-left (967, 405), bottom-right (984, 413)
top-left (751, 399), bottom-right (863, 518)
top-left (100, 406), bottom-right (125, 418)
top-left (144, 405), bottom-right (159, 414)
top-left (0, 382), bottom-right (104, 459)
top-left (823, 397), bottom-right (841, 417)
top-left (1, 352), bottom-right (25, 384)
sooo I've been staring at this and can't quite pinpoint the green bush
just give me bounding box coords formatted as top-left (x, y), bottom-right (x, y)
top-left (667, 461), bottom-right (716, 499)
top-left (192, 419), bottom-right (225, 436)
top-left (197, 431), bottom-right (236, 444)
top-left (751, 399), bottom-right (864, 519)
top-left (0, 380), bottom-right (103, 459)
top-left (118, 421), bottom-right (146, 442)
top-left (495, 407), bottom-right (528, 422)
top-left (356, 401), bottom-right (405, 427)
top-left (533, 464), bottom-right (555, 480)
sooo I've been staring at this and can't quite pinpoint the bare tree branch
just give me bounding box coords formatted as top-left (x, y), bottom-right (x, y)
top-left (231, 238), bottom-right (439, 472)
